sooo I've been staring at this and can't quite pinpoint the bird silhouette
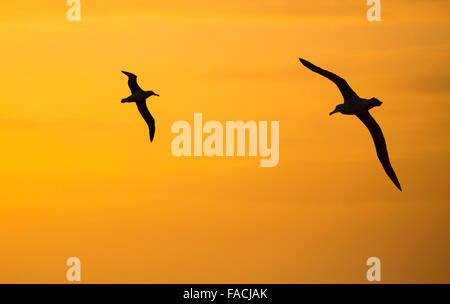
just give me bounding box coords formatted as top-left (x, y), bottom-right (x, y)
top-left (299, 58), bottom-right (402, 191)
top-left (121, 71), bottom-right (159, 142)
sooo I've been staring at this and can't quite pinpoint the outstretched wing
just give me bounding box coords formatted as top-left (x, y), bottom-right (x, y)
top-left (122, 71), bottom-right (142, 94)
top-left (356, 112), bottom-right (402, 191)
top-left (299, 58), bottom-right (358, 101)
top-left (136, 102), bottom-right (155, 142)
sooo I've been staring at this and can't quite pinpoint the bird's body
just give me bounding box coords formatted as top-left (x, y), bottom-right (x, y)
top-left (121, 71), bottom-right (159, 142)
top-left (332, 97), bottom-right (382, 115)
top-left (121, 89), bottom-right (156, 103)
top-left (299, 58), bottom-right (402, 191)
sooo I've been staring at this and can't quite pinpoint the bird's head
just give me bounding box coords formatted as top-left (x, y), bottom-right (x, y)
top-left (146, 91), bottom-right (160, 97)
top-left (370, 97), bottom-right (383, 107)
top-left (121, 71), bottom-right (135, 77)
top-left (329, 104), bottom-right (343, 116)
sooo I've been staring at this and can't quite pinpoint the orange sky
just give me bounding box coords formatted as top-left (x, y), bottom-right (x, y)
top-left (0, 0), bottom-right (449, 283)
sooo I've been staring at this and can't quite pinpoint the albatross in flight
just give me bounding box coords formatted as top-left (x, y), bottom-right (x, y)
top-left (121, 71), bottom-right (159, 142)
top-left (299, 58), bottom-right (402, 191)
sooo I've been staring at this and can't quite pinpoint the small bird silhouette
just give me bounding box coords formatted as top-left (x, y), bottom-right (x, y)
top-left (121, 71), bottom-right (159, 142)
top-left (299, 58), bottom-right (402, 191)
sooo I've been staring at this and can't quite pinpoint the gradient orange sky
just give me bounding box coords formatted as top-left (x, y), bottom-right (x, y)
top-left (0, 1), bottom-right (449, 283)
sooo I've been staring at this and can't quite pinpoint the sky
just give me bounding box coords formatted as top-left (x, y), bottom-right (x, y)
top-left (0, 0), bottom-right (449, 283)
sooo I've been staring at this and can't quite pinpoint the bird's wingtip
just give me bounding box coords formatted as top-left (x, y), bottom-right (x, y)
top-left (299, 58), bottom-right (312, 67)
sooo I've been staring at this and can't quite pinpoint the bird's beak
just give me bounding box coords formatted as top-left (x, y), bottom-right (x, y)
top-left (329, 110), bottom-right (337, 116)
top-left (154, 93), bottom-right (160, 97)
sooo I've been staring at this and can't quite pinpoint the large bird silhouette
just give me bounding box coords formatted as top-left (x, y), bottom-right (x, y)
top-left (121, 71), bottom-right (159, 142)
top-left (299, 58), bottom-right (402, 191)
